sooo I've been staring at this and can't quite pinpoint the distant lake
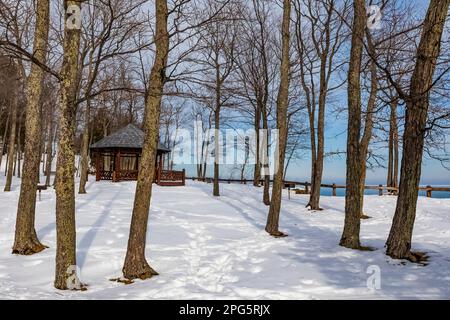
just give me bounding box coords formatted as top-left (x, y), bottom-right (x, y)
top-left (317, 187), bottom-right (450, 199)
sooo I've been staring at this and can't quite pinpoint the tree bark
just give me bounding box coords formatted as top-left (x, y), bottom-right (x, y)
top-left (213, 107), bottom-right (220, 197)
top-left (78, 100), bottom-right (91, 194)
top-left (387, 98), bottom-right (399, 191)
top-left (213, 61), bottom-right (221, 197)
top-left (44, 106), bottom-right (54, 187)
top-left (4, 95), bottom-right (17, 192)
top-left (122, 0), bottom-right (168, 281)
top-left (253, 106), bottom-right (261, 186)
top-left (265, 0), bottom-right (291, 237)
top-left (0, 110), bottom-right (11, 170)
top-left (358, 30), bottom-right (378, 219)
top-left (339, 0), bottom-right (365, 249)
top-left (54, 0), bottom-right (83, 290)
top-left (386, 0), bottom-right (449, 260)
top-left (12, 0), bottom-right (50, 255)
top-left (262, 106), bottom-right (270, 205)
top-left (16, 110), bottom-right (24, 178)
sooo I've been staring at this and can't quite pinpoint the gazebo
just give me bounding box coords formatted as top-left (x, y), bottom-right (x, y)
top-left (90, 124), bottom-right (185, 186)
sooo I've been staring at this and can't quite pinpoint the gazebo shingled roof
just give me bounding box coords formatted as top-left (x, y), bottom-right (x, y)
top-left (90, 123), bottom-right (170, 153)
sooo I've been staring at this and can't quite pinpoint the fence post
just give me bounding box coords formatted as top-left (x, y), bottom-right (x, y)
top-left (182, 169), bottom-right (186, 186)
top-left (378, 184), bottom-right (383, 196)
top-left (426, 186), bottom-right (432, 198)
top-left (305, 182), bottom-right (309, 194)
top-left (332, 183), bottom-right (337, 197)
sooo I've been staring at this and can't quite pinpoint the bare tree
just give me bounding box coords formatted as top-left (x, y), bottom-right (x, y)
top-left (235, 0), bottom-right (276, 192)
top-left (3, 59), bottom-right (18, 192)
top-left (11, 0), bottom-right (50, 254)
top-left (121, 0), bottom-right (168, 281)
top-left (265, 0), bottom-right (291, 238)
top-left (293, 0), bottom-right (347, 211)
top-left (54, 0), bottom-right (85, 290)
top-left (339, 0), bottom-right (365, 249)
top-left (386, 0), bottom-right (449, 261)
top-left (194, 0), bottom-right (238, 197)
top-left (78, 0), bottom-right (147, 194)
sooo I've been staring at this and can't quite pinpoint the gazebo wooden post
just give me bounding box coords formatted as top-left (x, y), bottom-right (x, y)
top-left (157, 153), bottom-right (163, 185)
top-left (95, 151), bottom-right (101, 181)
top-left (135, 153), bottom-right (139, 171)
top-left (115, 150), bottom-right (121, 182)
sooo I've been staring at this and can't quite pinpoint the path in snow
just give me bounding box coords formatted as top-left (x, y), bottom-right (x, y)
top-left (0, 176), bottom-right (450, 299)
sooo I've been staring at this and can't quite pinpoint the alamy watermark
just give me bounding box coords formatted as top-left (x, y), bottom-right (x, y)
top-left (66, 4), bottom-right (82, 30)
top-left (66, 265), bottom-right (83, 290)
top-left (367, 5), bottom-right (382, 30)
top-left (170, 121), bottom-right (280, 175)
top-left (366, 265), bottom-right (382, 290)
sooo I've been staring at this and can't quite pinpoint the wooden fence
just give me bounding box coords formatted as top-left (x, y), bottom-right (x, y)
top-left (188, 177), bottom-right (450, 198)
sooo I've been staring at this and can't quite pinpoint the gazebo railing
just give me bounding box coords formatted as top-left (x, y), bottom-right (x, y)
top-left (156, 169), bottom-right (186, 186)
top-left (118, 170), bottom-right (139, 181)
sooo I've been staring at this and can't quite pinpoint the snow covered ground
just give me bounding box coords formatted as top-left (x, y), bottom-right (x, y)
top-left (1, 173), bottom-right (450, 299)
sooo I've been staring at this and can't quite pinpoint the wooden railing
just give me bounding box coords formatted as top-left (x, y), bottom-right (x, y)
top-left (188, 177), bottom-right (450, 198)
top-left (157, 169), bottom-right (186, 186)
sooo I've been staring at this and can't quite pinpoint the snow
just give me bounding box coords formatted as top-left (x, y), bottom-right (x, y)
top-left (1, 169), bottom-right (450, 299)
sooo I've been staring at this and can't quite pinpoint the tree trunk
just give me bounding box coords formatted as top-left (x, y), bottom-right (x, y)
top-left (339, 0), bottom-right (365, 249)
top-left (307, 48), bottom-right (330, 211)
top-left (358, 30), bottom-right (378, 219)
top-left (16, 111), bottom-right (23, 178)
top-left (213, 60), bottom-right (221, 197)
top-left (0, 110), bottom-right (11, 170)
top-left (122, 0), bottom-right (168, 281)
top-left (253, 106), bottom-right (261, 186)
top-left (54, 0), bottom-right (83, 290)
top-left (78, 100), bottom-right (91, 194)
top-left (387, 98), bottom-right (399, 191)
top-left (4, 95), bottom-right (18, 192)
top-left (44, 108), bottom-right (54, 187)
top-left (386, 0), bottom-right (449, 260)
top-left (213, 107), bottom-right (220, 197)
top-left (262, 106), bottom-right (270, 206)
top-left (12, 0), bottom-right (49, 255)
top-left (265, 0), bottom-right (291, 237)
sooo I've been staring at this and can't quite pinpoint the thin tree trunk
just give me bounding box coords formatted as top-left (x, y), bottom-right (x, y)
top-left (307, 52), bottom-right (329, 211)
top-left (0, 110), bottom-right (11, 169)
top-left (392, 99), bottom-right (399, 190)
top-left (54, 0), bottom-right (83, 290)
top-left (213, 62), bottom-right (221, 197)
top-left (387, 112), bottom-right (394, 188)
top-left (122, 0), bottom-right (168, 281)
top-left (358, 30), bottom-right (378, 219)
top-left (265, 0), bottom-right (291, 237)
top-left (4, 96), bottom-right (18, 192)
top-left (339, 0), bottom-right (365, 249)
top-left (213, 107), bottom-right (220, 197)
top-left (262, 107), bottom-right (270, 206)
top-left (387, 98), bottom-right (399, 192)
top-left (386, 0), bottom-right (449, 261)
top-left (12, 0), bottom-right (49, 255)
top-left (16, 110), bottom-right (24, 178)
top-left (78, 101), bottom-right (91, 194)
top-left (253, 107), bottom-right (261, 186)
top-left (45, 109), bottom-right (54, 187)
